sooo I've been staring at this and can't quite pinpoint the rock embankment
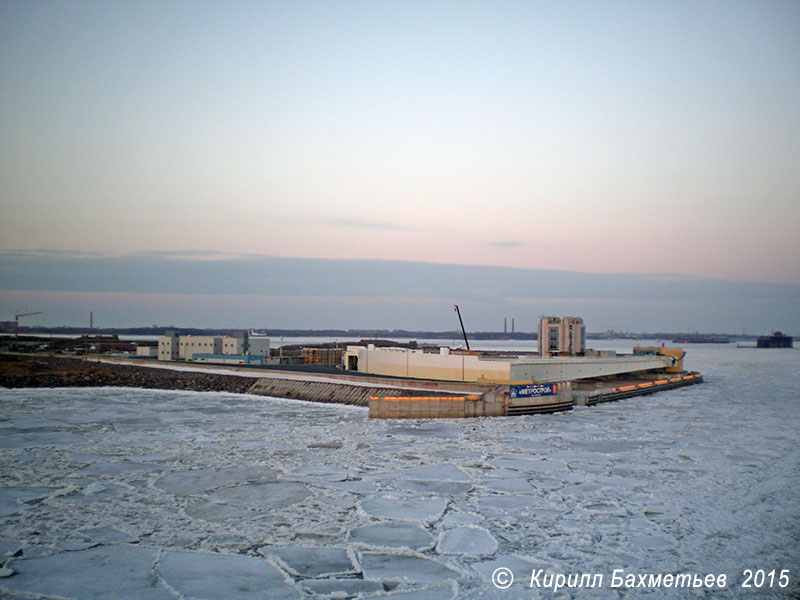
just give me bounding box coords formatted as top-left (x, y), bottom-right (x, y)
top-left (0, 354), bottom-right (253, 394)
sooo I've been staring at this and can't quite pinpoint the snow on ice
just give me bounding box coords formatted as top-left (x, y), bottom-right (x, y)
top-left (1, 345), bottom-right (799, 598)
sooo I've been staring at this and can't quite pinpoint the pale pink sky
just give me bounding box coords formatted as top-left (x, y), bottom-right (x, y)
top-left (2, 2), bottom-right (799, 283)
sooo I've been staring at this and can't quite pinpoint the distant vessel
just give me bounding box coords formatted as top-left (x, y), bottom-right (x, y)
top-left (756, 332), bottom-right (793, 348)
top-left (672, 335), bottom-right (729, 344)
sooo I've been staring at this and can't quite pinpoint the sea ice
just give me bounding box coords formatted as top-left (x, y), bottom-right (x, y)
top-left (440, 511), bottom-right (480, 526)
top-left (436, 526), bottom-right (498, 556)
top-left (487, 456), bottom-right (567, 473)
top-left (206, 481), bottom-right (311, 509)
top-left (381, 464), bottom-right (470, 482)
top-left (479, 479), bottom-right (534, 494)
top-left (385, 422), bottom-right (462, 439)
top-left (397, 479), bottom-right (473, 495)
top-left (0, 429), bottom-right (84, 448)
top-left (59, 482), bottom-right (127, 504)
top-left (0, 487), bottom-right (54, 517)
top-left (78, 525), bottom-right (136, 544)
top-left (2, 346), bottom-right (798, 598)
top-left (77, 460), bottom-right (158, 476)
top-left (349, 522), bottom-right (435, 550)
top-left (300, 578), bottom-right (384, 596)
top-left (155, 467), bottom-right (279, 496)
top-left (0, 546), bottom-right (172, 599)
top-left (258, 545), bottom-right (356, 577)
top-left (158, 550), bottom-right (300, 599)
top-left (470, 555), bottom-right (537, 586)
top-left (360, 495), bottom-right (448, 522)
top-left (359, 552), bottom-right (461, 583)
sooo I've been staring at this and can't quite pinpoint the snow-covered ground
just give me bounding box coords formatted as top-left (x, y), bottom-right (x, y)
top-left (1, 344), bottom-right (798, 598)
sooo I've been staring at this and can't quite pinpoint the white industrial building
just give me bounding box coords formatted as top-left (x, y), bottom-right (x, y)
top-left (136, 346), bottom-right (158, 358)
top-left (342, 343), bottom-right (683, 384)
top-left (157, 331), bottom-right (269, 362)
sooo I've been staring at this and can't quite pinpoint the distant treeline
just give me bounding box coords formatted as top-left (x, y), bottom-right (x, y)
top-left (7, 326), bottom-right (759, 341)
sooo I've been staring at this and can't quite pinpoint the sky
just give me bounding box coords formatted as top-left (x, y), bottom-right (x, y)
top-left (1, 1), bottom-right (799, 332)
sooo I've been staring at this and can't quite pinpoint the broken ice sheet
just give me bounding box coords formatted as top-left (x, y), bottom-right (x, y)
top-left (78, 525), bottom-right (136, 544)
top-left (359, 552), bottom-right (461, 584)
top-left (349, 522), bottom-right (435, 550)
top-left (257, 545), bottom-right (356, 577)
top-left (300, 578), bottom-right (384, 596)
top-left (158, 550), bottom-right (300, 600)
top-left (0, 487), bottom-right (54, 517)
top-left (436, 526), bottom-right (498, 556)
top-left (2, 352), bottom-right (798, 599)
top-left (360, 495), bottom-right (448, 522)
top-left (0, 546), bottom-right (172, 599)
top-left (205, 481), bottom-right (311, 509)
top-left (155, 467), bottom-right (279, 496)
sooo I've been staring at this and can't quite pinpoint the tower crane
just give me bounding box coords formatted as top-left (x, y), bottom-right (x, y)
top-left (15, 312), bottom-right (42, 340)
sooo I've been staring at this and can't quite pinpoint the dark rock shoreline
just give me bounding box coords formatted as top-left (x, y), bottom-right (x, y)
top-left (0, 354), bottom-right (254, 394)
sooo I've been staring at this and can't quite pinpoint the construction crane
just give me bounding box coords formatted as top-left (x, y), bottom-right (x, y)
top-left (15, 312), bottom-right (42, 340)
top-left (453, 304), bottom-right (471, 353)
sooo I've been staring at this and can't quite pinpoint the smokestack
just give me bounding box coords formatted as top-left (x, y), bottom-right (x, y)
top-left (90, 311), bottom-right (93, 329)
top-left (504, 317), bottom-right (507, 334)
top-left (512, 318), bottom-right (515, 334)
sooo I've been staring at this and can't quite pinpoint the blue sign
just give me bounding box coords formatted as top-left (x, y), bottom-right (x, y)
top-left (509, 384), bottom-right (557, 399)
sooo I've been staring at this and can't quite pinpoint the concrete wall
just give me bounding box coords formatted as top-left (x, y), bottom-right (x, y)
top-left (192, 354), bottom-right (264, 365)
top-left (179, 336), bottom-right (222, 360)
top-left (344, 346), bottom-right (511, 383)
top-left (158, 332), bottom-right (179, 361)
top-left (634, 347), bottom-right (685, 373)
top-left (136, 346), bottom-right (158, 358)
top-left (368, 395), bottom-right (505, 419)
top-left (509, 354), bottom-right (673, 382)
top-left (345, 345), bottom-right (676, 384)
top-left (249, 337), bottom-right (270, 357)
top-left (221, 336), bottom-right (246, 355)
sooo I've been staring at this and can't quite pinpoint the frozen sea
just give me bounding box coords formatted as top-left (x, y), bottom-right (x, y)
top-left (1, 342), bottom-right (798, 599)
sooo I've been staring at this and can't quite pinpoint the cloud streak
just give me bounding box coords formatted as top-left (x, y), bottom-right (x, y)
top-left (2, 250), bottom-right (797, 300)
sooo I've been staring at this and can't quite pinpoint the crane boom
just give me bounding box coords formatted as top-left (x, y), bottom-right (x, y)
top-left (453, 304), bottom-right (470, 352)
top-left (14, 311), bottom-right (42, 340)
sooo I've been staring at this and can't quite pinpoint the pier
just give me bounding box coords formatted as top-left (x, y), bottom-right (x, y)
top-left (1, 353), bottom-right (704, 419)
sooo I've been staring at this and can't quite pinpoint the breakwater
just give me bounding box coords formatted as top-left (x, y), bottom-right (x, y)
top-left (0, 354), bottom-right (467, 406)
top-left (0, 355), bottom-right (253, 394)
top-left (1, 354), bottom-right (704, 417)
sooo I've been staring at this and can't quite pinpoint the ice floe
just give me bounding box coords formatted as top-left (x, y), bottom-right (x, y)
top-left (1, 344), bottom-right (799, 598)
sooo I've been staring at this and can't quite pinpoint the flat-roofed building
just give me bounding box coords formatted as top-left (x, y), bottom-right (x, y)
top-left (179, 336), bottom-right (222, 360)
top-left (158, 330), bottom-right (180, 361)
top-left (248, 335), bottom-right (270, 357)
top-left (343, 343), bottom-right (680, 383)
top-left (538, 316), bottom-right (585, 356)
top-left (561, 316), bottom-right (585, 355)
top-left (538, 317), bottom-right (562, 356)
top-left (221, 334), bottom-right (247, 355)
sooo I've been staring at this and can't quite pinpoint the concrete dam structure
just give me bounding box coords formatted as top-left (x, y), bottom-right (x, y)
top-left (80, 343), bottom-right (701, 419)
top-left (342, 344), bottom-right (685, 384)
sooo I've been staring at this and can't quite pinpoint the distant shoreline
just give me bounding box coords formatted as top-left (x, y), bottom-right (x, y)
top-left (3, 327), bottom-right (761, 342)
